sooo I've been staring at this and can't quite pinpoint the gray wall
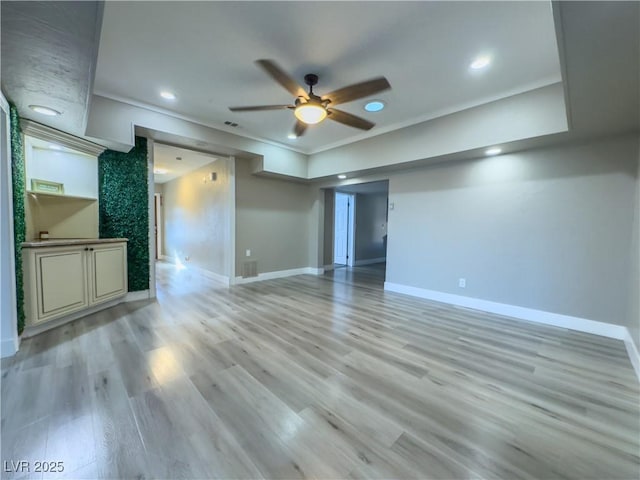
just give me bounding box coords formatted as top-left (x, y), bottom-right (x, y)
top-left (308, 84), bottom-right (567, 178)
top-left (386, 135), bottom-right (638, 326)
top-left (355, 192), bottom-right (388, 263)
top-left (322, 189), bottom-right (335, 267)
top-left (235, 159), bottom-right (311, 275)
top-left (162, 159), bottom-right (231, 276)
top-left (628, 140), bottom-right (640, 350)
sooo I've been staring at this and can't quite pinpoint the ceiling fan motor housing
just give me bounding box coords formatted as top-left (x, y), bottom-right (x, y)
top-left (304, 74), bottom-right (319, 87)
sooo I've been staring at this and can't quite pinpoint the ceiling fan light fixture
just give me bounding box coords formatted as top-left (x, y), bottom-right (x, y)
top-left (294, 103), bottom-right (327, 125)
top-left (229, 60), bottom-right (390, 136)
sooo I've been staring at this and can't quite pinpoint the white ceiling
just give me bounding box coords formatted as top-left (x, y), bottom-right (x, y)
top-left (153, 143), bottom-right (218, 184)
top-left (94, 1), bottom-right (561, 154)
top-left (3, 2), bottom-right (636, 169)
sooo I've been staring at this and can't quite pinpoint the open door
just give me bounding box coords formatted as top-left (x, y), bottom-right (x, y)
top-left (334, 192), bottom-right (355, 266)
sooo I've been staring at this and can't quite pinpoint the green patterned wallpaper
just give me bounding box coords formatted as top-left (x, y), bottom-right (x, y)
top-left (10, 104), bottom-right (25, 333)
top-left (98, 137), bottom-right (149, 292)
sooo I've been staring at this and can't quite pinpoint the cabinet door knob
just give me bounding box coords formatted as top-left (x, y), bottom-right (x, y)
top-left (89, 248), bottom-right (94, 251)
top-left (84, 247), bottom-right (89, 251)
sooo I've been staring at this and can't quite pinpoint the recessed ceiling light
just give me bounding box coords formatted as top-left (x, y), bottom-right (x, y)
top-left (160, 91), bottom-right (176, 100)
top-left (49, 144), bottom-right (62, 150)
top-left (338, 174), bottom-right (347, 180)
top-left (470, 55), bottom-right (491, 70)
top-left (153, 167), bottom-right (168, 175)
top-left (485, 147), bottom-right (502, 156)
top-left (287, 133), bottom-right (297, 140)
top-left (29, 105), bottom-right (60, 116)
top-left (364, 100), bottom-right (385, 112)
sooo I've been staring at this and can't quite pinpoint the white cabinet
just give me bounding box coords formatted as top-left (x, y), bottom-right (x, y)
top-left (23, 240), bottom-right (128, 328)
top-left (23, 132), bottom-right (101, 241)
top-left (34, 247), bottom-right (88, 322)
top-left (24, 134), bottom-right (99, 200)
top-left (89, 243), bottom-right (128, 304)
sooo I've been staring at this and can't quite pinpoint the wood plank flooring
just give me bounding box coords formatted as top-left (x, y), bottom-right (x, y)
top-left (2, 262), bottom-right (639, 479)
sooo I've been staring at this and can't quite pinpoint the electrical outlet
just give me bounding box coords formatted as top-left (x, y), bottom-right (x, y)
top-left (458, 278), bottom-right (466, 288)
top-left (245, 249), bottom-right (251, 257)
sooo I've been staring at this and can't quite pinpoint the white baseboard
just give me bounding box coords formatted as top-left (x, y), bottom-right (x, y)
top-left (1, 336), bottom-right (19, 358)
top-left (354, 257), bottom-right (386, 266)
top-left (623, 330), bottom-right (640, 381)
top-left (159, 257), bottom-right (230, 286)
top-left (384, 282), bottom-right (626, 339)
top-left (234, 267), bottom-right (323, 285)
top-left (187, 265), bottom-right (230, 286)
top-left (384, 282), bottom-right (640, 382)
top-left (125, 289), bottom-right (151, 302)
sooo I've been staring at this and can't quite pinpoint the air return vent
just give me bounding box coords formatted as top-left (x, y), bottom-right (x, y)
top-left (242, 261), bottom-right (258, 278)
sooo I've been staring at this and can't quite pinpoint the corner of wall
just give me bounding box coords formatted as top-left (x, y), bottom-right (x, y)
top-left (627, 135), bottom-right (640, 358)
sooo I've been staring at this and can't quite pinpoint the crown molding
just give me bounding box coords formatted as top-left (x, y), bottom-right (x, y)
top-left (21, 119), bottom-right (106, 157)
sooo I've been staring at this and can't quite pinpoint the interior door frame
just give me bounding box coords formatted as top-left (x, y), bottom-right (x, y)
top-left (334, 191), bottom-right (356, 267)
top-left (154, 192), bottom-right (162, 260)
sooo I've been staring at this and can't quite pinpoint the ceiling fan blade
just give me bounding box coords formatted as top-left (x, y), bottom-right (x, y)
top-left (328, 108), bottom-right (375, 130)
top-left (228, 104), bottom-right (293, 112)
top-left (256, 59), bottom-right (309, 99)
top-left (322, 77), bottom-right (391, 106)
top-left (293, 120), bottom-right (308, 138)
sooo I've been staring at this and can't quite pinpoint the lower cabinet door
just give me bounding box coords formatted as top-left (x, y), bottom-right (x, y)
top-left (90, 243), bottom-right (128, 305)
top-left (36, 249), bottom-right (88, 323)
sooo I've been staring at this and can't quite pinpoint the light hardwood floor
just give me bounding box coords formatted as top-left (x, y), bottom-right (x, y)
top-left (2, 262), bottom-right (639, 479)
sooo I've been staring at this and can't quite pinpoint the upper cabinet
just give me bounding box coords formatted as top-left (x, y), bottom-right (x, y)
top-left (21, 120), bottom-right (107, 241)
top-left (24, 135), bottom-right (98, 200)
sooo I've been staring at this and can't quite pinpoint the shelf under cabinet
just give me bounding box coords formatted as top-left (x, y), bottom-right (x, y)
top-left (26, 190), bottom-right (97, 201)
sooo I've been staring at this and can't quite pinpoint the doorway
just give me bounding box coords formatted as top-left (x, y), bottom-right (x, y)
top-left (334, 192), bottom-right (355, 267)
top-left (154, 193), bottom-right (162, 260)
top-left (324, 180), bottom-right (389, 288)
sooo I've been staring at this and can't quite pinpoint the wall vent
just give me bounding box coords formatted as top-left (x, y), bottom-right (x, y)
top-left (242, 261), bottom-right (258, 278)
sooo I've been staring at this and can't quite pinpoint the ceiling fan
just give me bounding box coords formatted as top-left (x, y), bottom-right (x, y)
top-left (229, 59), bottom-right (391, 138)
